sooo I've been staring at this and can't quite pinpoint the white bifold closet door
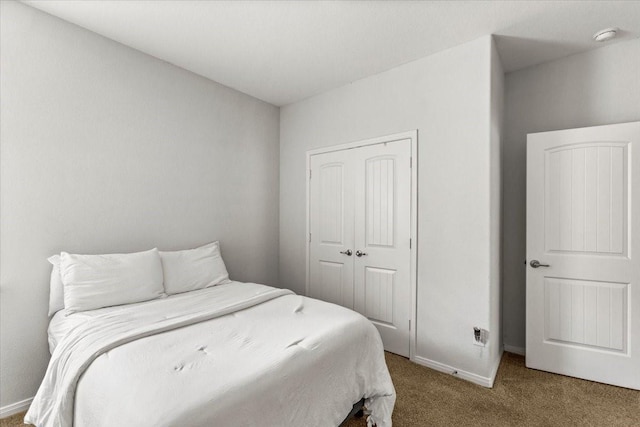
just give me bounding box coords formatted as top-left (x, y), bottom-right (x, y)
top-left (309, 139), bottom-right (411, 357)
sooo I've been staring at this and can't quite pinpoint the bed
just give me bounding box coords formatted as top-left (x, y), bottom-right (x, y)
top-left (27, 265), bottom-right (395, 427)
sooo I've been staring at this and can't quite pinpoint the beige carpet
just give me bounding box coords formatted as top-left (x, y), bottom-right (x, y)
top-left (3, 352), bottom-right (639, 426)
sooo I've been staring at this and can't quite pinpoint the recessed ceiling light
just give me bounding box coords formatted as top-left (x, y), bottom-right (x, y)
top-left (593, 27), bottom-right (618, 42)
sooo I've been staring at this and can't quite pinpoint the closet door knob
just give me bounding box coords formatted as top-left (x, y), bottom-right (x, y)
top-left (529, 260), bottom-right (550, 268)
top-left (355, 250), bottom-right (368, 257)
top-left (340, 249), bottom-right (352, 256)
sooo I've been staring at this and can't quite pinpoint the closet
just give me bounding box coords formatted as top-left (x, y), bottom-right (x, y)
top-left (306, 133), bottom-right (416, 357)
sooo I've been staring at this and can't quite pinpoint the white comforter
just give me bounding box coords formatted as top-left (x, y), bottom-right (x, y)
top-left (26, 282), bottom-right (395, 427)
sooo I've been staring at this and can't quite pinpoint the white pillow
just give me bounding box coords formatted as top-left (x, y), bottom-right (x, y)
top-left (60, 248), bottom-right (164, 313)
top-left (47, 255), bottom-right (65, 317)
top-left (159, 241), bottom-right (230, 295)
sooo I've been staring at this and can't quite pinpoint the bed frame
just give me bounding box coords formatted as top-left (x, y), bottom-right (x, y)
top-left (339, 398), bottom-right (365, 426)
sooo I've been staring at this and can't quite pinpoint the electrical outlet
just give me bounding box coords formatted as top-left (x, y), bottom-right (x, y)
top-left (473, 327), bottom-right (488, 347)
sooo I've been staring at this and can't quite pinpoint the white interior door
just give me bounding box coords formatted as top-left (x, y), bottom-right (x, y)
top-left (526, 121), bottom-right (640, 390)
top-left (309, 149), bottom-right (355, 308)
top-left (308, 137), bottom-right (413, 357)
top-left (353, 140), bottom-right (412, 357)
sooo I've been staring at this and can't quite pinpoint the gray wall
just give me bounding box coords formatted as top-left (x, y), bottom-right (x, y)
top-left (0, 1), bottom-right (280, 406)
top-left (280, 36), bottom-right (502, 380)
top-left (502, 38), bottom-right (640, 351)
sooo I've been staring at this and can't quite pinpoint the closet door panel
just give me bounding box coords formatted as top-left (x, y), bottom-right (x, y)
top-left (354, 139), bottom-right (412, 357)
top-left (308, 150), bottom-right (355, 309)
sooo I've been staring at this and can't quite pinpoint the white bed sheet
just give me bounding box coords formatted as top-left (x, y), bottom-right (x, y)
top-left (47, 296), bottom-right (163, 355)
top-left (32, 282), bottom-right (395, 427)
top-left (47, 295), bottom-right (171, 354)
top-left (48, 310), bottom-right (78, 354)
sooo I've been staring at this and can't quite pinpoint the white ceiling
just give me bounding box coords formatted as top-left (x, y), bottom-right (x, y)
top-left (22, 1), bottom-right (640, 106)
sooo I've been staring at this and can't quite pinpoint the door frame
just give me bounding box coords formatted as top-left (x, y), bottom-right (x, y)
top-left (305, 130), bottom-right (418, 360)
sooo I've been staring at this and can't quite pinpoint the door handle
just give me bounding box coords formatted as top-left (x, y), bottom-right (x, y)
top-left (529, 260), bottom-right (550, 268)
top-left (340, 249), bottom-right (352, 256)
top-left (355, 250), bottom-right (368, 257)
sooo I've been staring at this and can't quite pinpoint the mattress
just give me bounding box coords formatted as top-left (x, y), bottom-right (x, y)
top-left (31, 282), bottom-right (395, 427)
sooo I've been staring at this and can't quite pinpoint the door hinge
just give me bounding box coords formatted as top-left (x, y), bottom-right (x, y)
top-left (410, 157), bottom-right (412, 168)
top-left (409, 319), bottom-right (411, 331)
top-left (309, 233), bottom-right (312, 243)
top-left (409, 238), bottom-right (412, 249)
top-left (309, 169), bottom-right (312, 179)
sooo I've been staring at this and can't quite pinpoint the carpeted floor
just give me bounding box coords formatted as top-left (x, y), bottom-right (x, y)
top-left (3, 352), bottom-right (639, 426)
top-left (344, 352), bottom-right (640, 426)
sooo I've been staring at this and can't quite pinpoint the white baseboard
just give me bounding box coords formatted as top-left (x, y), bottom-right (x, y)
top-left (504, 344), bottom-right (526, 356)
top-left (412, 352), bottom-right (502, 388)
top-left (0, 397), bottom-right (32, 419)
